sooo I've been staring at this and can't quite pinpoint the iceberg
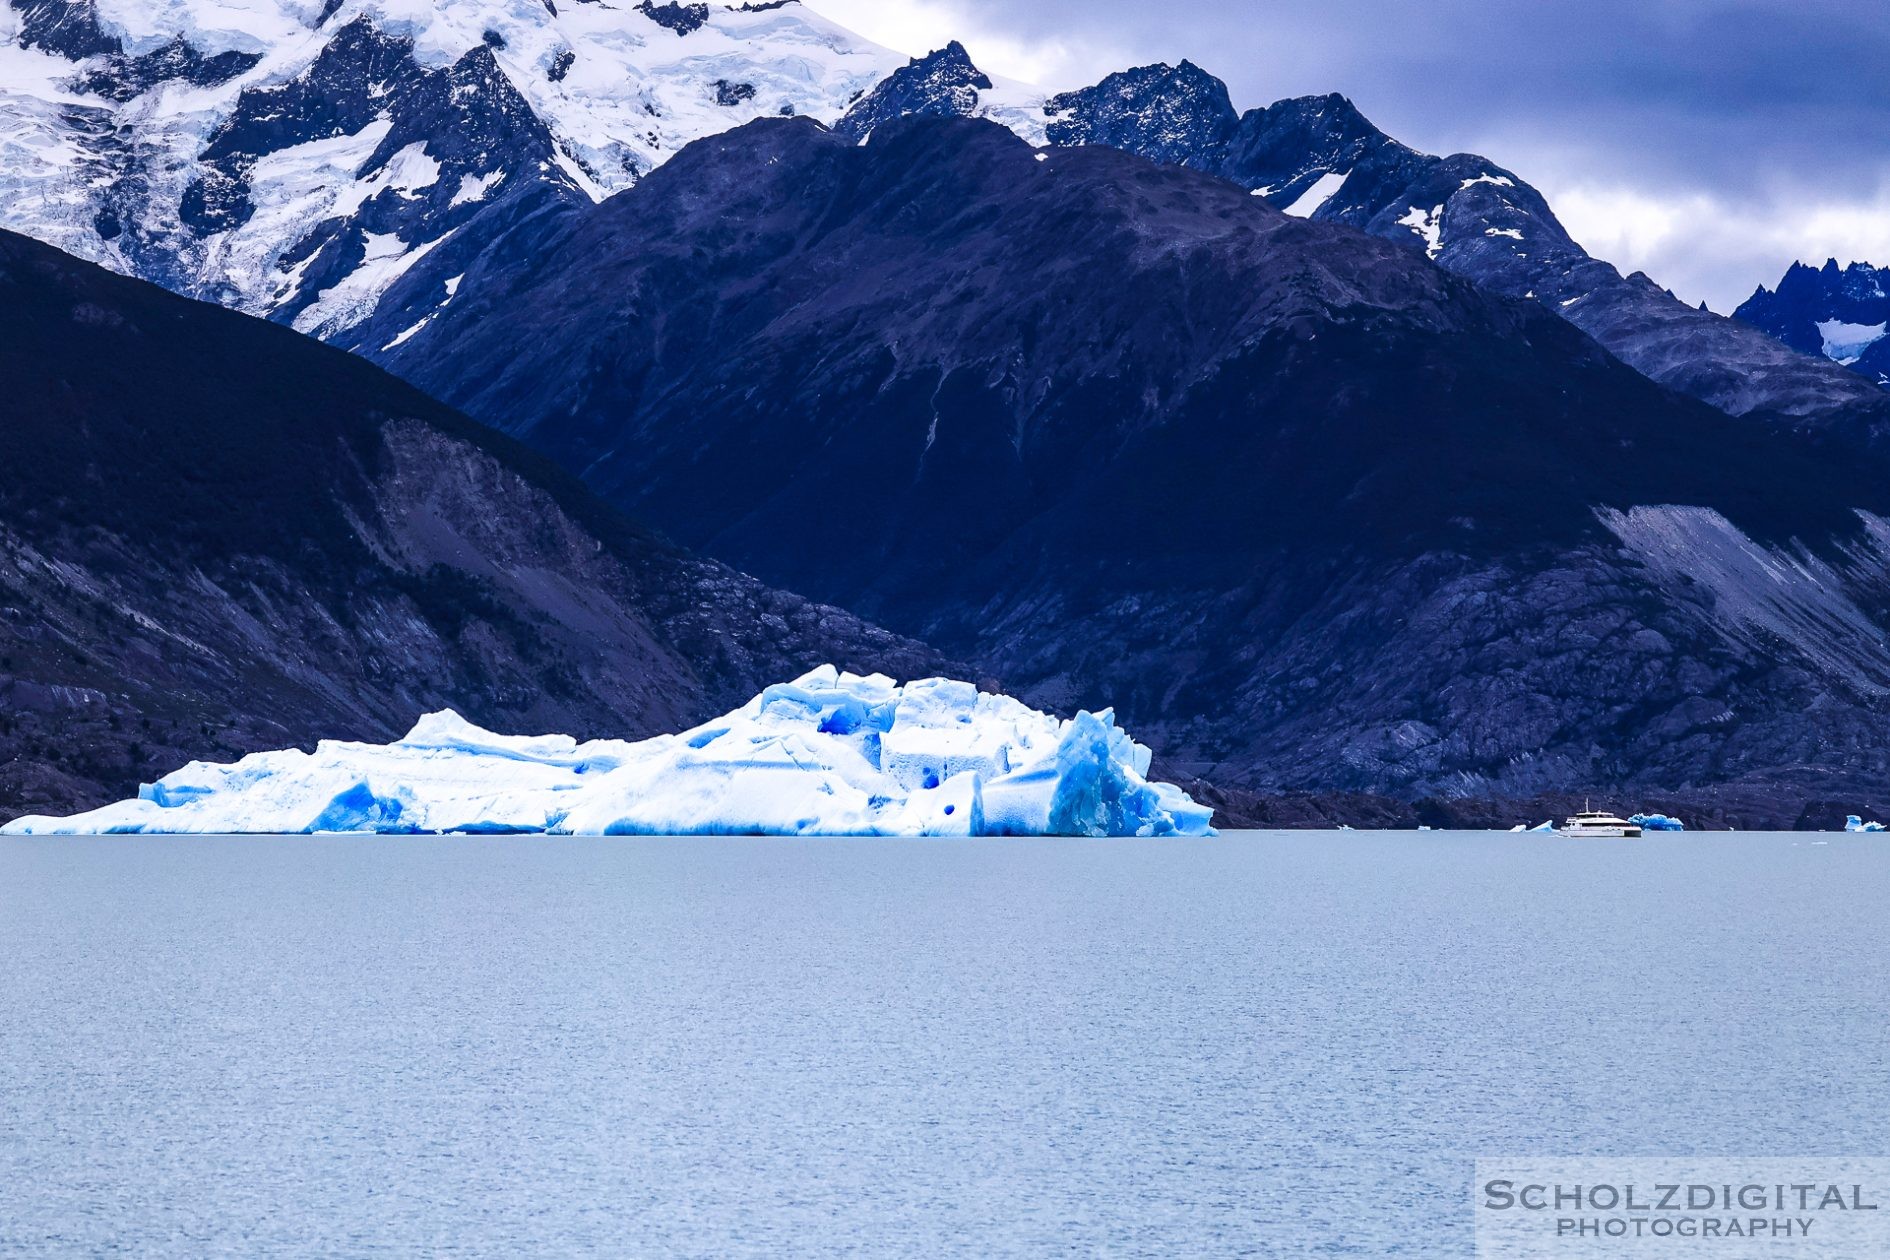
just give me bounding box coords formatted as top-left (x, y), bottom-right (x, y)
top-left (1629, 813), bottom-right (1686, 832)
top-left (1, 668), bottom-right (1214, 838)
top-left (1845, 815), bottom-right (1886, 833)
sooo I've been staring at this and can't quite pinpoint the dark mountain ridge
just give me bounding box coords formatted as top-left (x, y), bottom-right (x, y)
top-left (371, 116), bottom-right (1890, 811)
top-left (0, 228), bottom-right (949, 816)
top-left (1737, 259), bottom-right (1890, 389)
top-left (1037, 63), bottom-right (1890, 438)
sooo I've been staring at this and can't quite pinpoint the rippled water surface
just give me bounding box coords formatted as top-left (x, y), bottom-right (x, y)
top-left (2, 832), bottom-right (1886, 1257)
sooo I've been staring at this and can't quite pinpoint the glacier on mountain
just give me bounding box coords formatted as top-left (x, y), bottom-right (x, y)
top-left (1, 667), bottom-right (1215, 837)
top-left (0, 0), bottom-right (914, 333)
top-left (1817, 320), bottom-right (1887, 366)
top-left (2, 0), bottom-right (1064, 343)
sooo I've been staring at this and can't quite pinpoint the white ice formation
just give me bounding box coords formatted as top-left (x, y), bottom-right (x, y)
top-left (2, 667), bottom-right (1214, 837)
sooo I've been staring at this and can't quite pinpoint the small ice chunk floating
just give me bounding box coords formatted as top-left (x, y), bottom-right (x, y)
top-left (2, 668), bottom-right (1214, 837)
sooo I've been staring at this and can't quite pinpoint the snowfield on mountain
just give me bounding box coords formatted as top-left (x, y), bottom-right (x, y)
top-left (2, 668), bottom-right (1217, 837)
top-left (0, 0), bottom-right (916, 332)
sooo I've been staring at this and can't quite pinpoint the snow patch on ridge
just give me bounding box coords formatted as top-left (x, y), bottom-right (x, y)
top-left (1817, 319), bottom-right (1887, 365)
top-left (449, 168), bottom-right (501, 206)
top-left (291, 228), bottom-right (446, 338)
top-left (1282, 169), bottom-right (1347, 217)
top-left (1399, 203), bottom-right (1443, 257)
top-left (381, 313), bottom-right (432, 350)
top-left (1, 667), bottom-right (1216, 837)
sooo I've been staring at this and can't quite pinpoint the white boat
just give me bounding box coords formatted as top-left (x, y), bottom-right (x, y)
top-left (1556, 803), bottom-right (1642, 838)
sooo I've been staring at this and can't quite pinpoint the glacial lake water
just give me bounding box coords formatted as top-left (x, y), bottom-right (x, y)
top-left (1, 831), bottom-right (1886, 1258)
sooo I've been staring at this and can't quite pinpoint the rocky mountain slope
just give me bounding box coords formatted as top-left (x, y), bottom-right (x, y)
top-left (0, 228), bottom-right (947, 817)
top-left (1737, 260), bottom-right (1890, 389)
top-left (372, 116), bottom-right (1890, 810)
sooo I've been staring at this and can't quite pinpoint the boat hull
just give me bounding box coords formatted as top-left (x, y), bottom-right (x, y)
top-left (1555, 825), bottom-right (1643, 838)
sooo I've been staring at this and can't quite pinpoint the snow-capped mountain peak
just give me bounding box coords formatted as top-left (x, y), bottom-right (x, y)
top-left (832, 37), bottom-right (1044, 145)
top-left (0, 0), bottom-right (909, 333)
top-left (1043, 61), bottom-right (1237, 167)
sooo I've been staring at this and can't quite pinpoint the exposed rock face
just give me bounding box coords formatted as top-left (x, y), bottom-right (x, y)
top-left (1043, 60), bottom-right (1237, 166)
top-left (373, 116), bottom-right (1890, 809)
top-left (833, 42), bottom-right (991, 143)
top-left (1737, 260), bottom-right (1890, 389)
top-left (75, 37), bottom-right (260, 101)
top-left (0, 229), bottom-right (950, 818)
top-left (11, 0), bottom-right (120, 59)
top-left (637, 2), bottom-right (711, 37)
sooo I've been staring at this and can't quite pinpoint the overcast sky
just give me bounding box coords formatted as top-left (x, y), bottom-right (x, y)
top-left (812, 0), bottom-right (1890, 313)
